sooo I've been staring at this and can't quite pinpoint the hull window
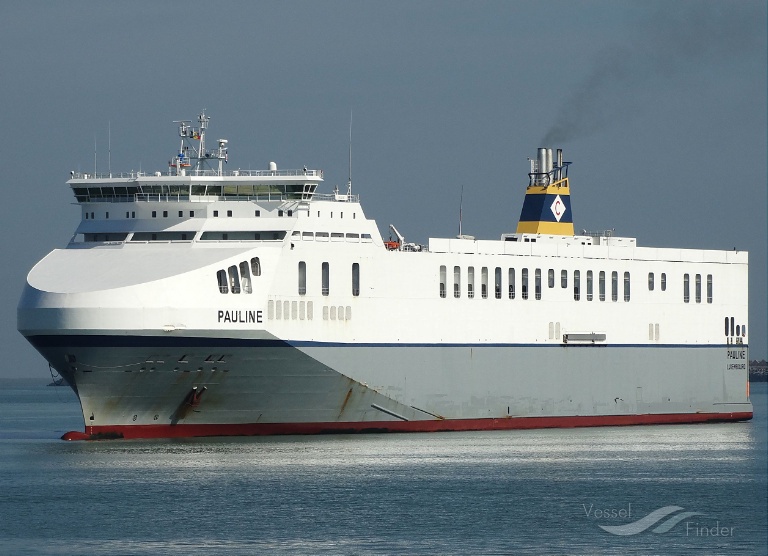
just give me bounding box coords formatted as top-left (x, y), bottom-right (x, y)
top-left (299, 261), bottom-right (307, 295)
top-left (228, 266), bottom-right (241, 294)
top-left (439, 265), bottom-right (446, 298)
top-left (217, 270), bottom-right (228, 294)
top-left (352, 263), bottom-right (360, 296)
top-left (322, 262), bottom-right (330, 296)
top-left (599, 271), bottom-right (606, 301)
top-left (522, 268), bottom-right (528, 300)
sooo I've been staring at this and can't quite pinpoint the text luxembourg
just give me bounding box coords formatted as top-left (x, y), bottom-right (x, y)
top-left (218, 310), bottom-right (263, 324)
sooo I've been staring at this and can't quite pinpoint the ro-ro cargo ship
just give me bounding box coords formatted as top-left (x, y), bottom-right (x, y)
top-left (17, 113), bottom-right (752, 440)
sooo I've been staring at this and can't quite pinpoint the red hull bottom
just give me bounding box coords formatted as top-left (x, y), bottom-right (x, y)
top-left (61, 411), bottom-right (754, 441)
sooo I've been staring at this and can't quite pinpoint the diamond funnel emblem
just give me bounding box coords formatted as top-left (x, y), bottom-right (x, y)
top-left (550, 195), bottom-right (566, 222)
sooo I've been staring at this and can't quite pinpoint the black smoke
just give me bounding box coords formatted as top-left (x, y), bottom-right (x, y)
top-left (541, 1), bottom-right (765, 145)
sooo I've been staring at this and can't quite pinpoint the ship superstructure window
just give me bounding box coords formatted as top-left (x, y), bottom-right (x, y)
top-left (105, 212), bottom-right (109, 219)
top-left (587, 270), bottom-right (593, 301)
top-left (228, 266), bottom-right (241, 294)
top-left (467, 267), bottom-right (475, 298)
top-left (227, 210), bottom-right (233, 217)
top-left (624, 272), bottom-right (631, 301)
top-left (661, 273), bottom-right (667, 291)
top-left (535, 269), bottom-right (542, 300)
top-left (481, 267), bottom-right (489, 299)
top-left (548, 269), bottom-right (555, 289)
top-left (440, 265), bottom-right (447, 298)
top-left (298, 261), bottom-right (307, 295)
top-left (255, 210), bottom-right (261, 217)
top-left (454, 266), bottom-right (461, 298)
top-left (695, 274), bottom-right (702, 303)
top-left (163, 210), bottom-right (168, 217)
top-left (522, 268), bottom-right (529, 300)
top-left (152, 211), bottom-right (157, 218)
top-left (707, 274), bottom-right (713, 303)
top-left (648, 272), bottom-right (654, 291)
top-left (599, 271), bottom-right (606, 301)
top-left (683, 273), bottom-right (690, 303)
top-left (561, 270), bottom-right (567, 289)
top-left (322, 262), bottom-right (330, 296)
top-left (611, 271), bottom-right (618, 302)
top-left (352, 263), bottom-right (360, 296)
top-left (201, 231), bottom-right (286, 241)
top-left (217, 258), bottom-right (261, 294)
top-left (217, 270), bottom-right (228, 293)
top-left (239, 262), bottom-right (252, 294)
top-left (508, 268), bottom-right (515, 299)
top-left (573, 270), bottom-right (580, 301)
top-left (495, 267), bottom-right (502, 299)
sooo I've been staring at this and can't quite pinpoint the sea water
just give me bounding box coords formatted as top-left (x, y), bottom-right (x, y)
top-left (0, 380), bottom-right (765, 555)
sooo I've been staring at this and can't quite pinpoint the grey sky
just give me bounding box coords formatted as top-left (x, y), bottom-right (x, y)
top-left (1, 0), bottom-right (765, 378)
